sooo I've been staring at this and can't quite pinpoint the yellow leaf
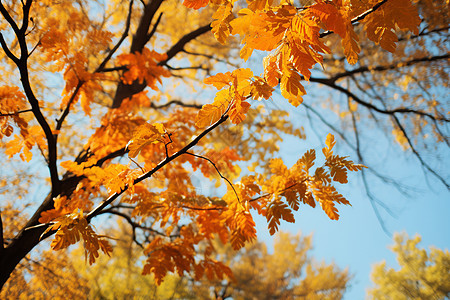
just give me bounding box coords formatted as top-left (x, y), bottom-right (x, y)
top-left (195, 89), bottom-right (231, 128)
top-left (204, 71), bottom-right (233, 89)
top-left (320, 200), bottom-right (339, 220)
top-left (280, 69), bottom-right (305, 107)
top-left (251, 77), bottom-right (274, 100)
top-left (325, 133), bottom-right (335, 153)
top-left (362, 0), bottom-right (420, 53)
top-left (229, 101), bottom-right (251, 125)
top-left (126, 123), bottom-right (166, 158)
top-left (211, 4), bottom-right (234, 44)
top-left (342, 27), bottom-right (360, 64)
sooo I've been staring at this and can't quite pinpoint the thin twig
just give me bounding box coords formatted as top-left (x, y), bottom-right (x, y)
top-left (184, 151), bottom-right (241, 203)
top-left (96, 0), bottom-right (134, 73)
top-left (0, 109), bottom-right (33, 117)
top-left (150, 100), bottom-right (202, 110)
top-left (145, 12), bottom-right (163, 44)
top-left (164, 133), bottom-right (173, 158)
top-left (129, 157), bottom-right (146, 173)
top-left (55, 82), bottom-right (84, 132)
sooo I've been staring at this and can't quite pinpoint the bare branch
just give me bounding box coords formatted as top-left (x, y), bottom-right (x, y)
top-left (97, 209), bottom-right (168, 237)
top-left (330, 54), bottom-right (450, 83)
top-left (97, 66), bottom-right (127, 73)
top-left (308, 77), bottom-right (449, 123)
top-left (130, 0), bottom-right (164, 53)
top-left (399, 26), bottom-right (450, 42)
top-left (0, 33), bottom-right (19, 64)
top-left (0, 3), bottom-right (20, 37)
top-left (182, 49), bottom-right (240, 68)
top-left (348, 96), bottom-right (393, 235)
top-left (0, 211), bottom-right (3, 252)
top-left (150, 100), bottom-right (202, 110)
top-left (146, 12), bottom-right (163, 44)
top-left (159, 24), bottom-right (212, 66)
top-left (96, 0), bottom-right (134, 73)
top-left (55, 82), bottom-right (84, 132)
top-left (390, 114), bottom-right (449, 190)
top-left (166, 64), bottom-right (210, 72)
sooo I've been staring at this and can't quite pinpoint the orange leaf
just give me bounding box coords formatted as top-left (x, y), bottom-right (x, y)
top-left (251, 77), bottom-right (274, 100)
top-left (195, 89), bottom-right (231, 128)
top-left (126, 123), bottom-right (166, 158)
top-left (211, 4), bottom-right (234, 44)
top-left (204, 71), bottom-right (233, 89)
top-left (320, 200), bottom-right (339, 220)
top-left (280, 69), bottom-right (305, 107)
top-left (182, 0), bottom-right (209, 9)
top-left (229, 101), bottom-right (251, 125)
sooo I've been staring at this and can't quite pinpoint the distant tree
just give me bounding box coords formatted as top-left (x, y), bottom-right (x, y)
top-left (189, 231), bottom-right (350, 300)
top-left (368, 233), bottom-right (450, 300)
top-left (73, 226), bottom-right (351, 299)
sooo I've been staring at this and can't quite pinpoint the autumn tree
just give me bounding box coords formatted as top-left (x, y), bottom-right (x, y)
top-left (184, 231), bottom-right (350, 299)
top-left (368, 232), bottom-right (450, 300)
top-left (0, 0), bottom-right (442, 291)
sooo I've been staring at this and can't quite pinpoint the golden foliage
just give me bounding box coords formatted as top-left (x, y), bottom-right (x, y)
top-left (368, 233), bottom-right (450, 299)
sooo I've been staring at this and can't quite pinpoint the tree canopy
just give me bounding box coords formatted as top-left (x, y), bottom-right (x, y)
top-left (368, 233), bottom-right (450, 300)
top-left (0, 0), bottom-right (448, 292)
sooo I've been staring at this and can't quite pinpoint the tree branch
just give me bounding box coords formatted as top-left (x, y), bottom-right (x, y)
top-left (0, 2), bottom-right (20, 37)
top-left (130, 0), bottom-right (164, 53)
top-left (329, 54), bottom-right (450, 83)
top-left (308, 77), bottom-right (449, 123)
top-left (182, 49), bottom-right (240, 68)
top-left (86, 114), bottom-right (229, 221)
top-left (150, 100), bottom-right (202, 110)
top-left (390, 114), bottom-right (449, 190)
top-left (166, 64), bottom-right (210, 72)
top-left (1, 1), bottom-right (61, 191)
top-left (0, 109), bottom-right (33, 117)
top-left (96, 209), bottom-right (167, 237)
top-left (312, 78), bottom-right (449, 189)
top-left (158, 24), bottom-right (212, 66)
top-left (55, 82), bottom-right (84, 132)
top-left (145, 12), bottom-right (163, 44)
top-left (20, 0), bottom-right (33, 36)
top-left (0, 33), bottom-right (19, 64)
top-left (0, 211), bottom-right (3, 252)
top-left (96, 0), bottom-right (134, 73)
top-left (320, 0), bottom-right (388, 38)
